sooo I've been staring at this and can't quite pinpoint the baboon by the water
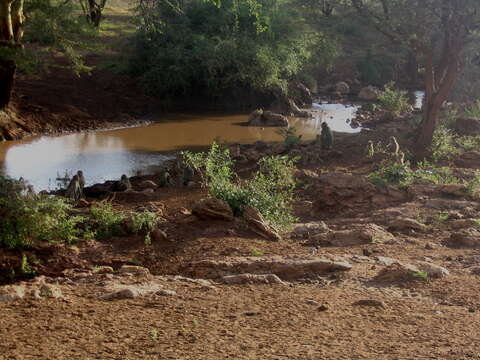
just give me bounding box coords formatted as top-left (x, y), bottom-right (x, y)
top-left (77, 170), bottom-right (85, 191)
top-left (113, 174), bottom-right (132, 192)
top-left (320, 122), bottom-right (333, 150)
top-left (158, 168), bottom-right (171, 187)
top-left (65, 175), bottom-right (82, 201)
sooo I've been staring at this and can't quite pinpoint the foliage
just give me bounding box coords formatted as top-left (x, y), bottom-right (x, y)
top-left (277, 126), bottom-right (302, 148)
top-left (368, 161), bottom-right (414, 188)
top-left (130, 0), bottom-right (329, 102)
top-left (411, 271), bottom-right (429, 281)
top-left (0, 176), bottom-right (83, 249)
top-left (377, 82), bottom-right (412, 116)
top-left (90, 202), bottom-right (125, 239)
top-left (465, 100), bottom-right (480, 119)
top-left (23, 0), bottom-right (97, 74)
top-left (130, 210), bottom-right (159, 234)
top-left (183, 142), bottom-right (297, 231)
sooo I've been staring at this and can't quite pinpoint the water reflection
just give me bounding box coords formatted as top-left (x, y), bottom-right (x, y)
top-left (0, 106), bottom-right (360, 190)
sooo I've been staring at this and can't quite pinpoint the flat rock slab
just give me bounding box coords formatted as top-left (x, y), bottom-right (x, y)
top-left (186, 256), bottom-right (352, 281)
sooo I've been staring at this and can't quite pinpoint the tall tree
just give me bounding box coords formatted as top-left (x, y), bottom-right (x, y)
top-left (0, 0), bottom-right (24, 109)
top-left (350, 0), bottom-right (480, 159)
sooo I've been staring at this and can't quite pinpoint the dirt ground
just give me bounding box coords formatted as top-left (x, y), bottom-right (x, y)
top-left (2, 123), bottom-right (480, 359)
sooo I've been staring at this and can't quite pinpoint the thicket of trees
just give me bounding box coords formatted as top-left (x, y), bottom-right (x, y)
top-left (130, 0), bottom-right (336, 107)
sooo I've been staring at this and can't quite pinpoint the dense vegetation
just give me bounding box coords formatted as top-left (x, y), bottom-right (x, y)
top-left (130, 0), bottom-right (335, 106)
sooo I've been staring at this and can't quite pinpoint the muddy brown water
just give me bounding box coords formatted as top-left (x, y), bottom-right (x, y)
top-left (0, 104), bottom-right (359, 190)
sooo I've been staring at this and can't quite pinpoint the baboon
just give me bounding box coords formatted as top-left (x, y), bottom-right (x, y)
top-left (65, 175), bottom-right (82, 201)
top-left (77, 170), bottom-right (85, 191)
top-left (158, 168), bottom-right (171, 187)
top-left (26, 185), bottom-right (36, 199)
top-left (320, 122), bottom-right (333, 150)
top-left (113, 174), bottom-right (132, 192)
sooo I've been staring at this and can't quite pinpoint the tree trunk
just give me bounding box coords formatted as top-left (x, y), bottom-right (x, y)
top-left (0, 58), bottom-right (15, 109)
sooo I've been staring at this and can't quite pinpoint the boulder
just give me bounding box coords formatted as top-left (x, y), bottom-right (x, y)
top-left (221, 273), bottom-right (286, 285)
top-left (312, 224), bottom-right (393, 247)
top-left (387, 217), bottom-right (427, 232)
top-left (335, 81), bottom-right (350, 94)
top-left (186, 256), bottom-right (352, 280)
top-left (247, 110), bottom-right (289, 127)
top-left (138, 180), bottom-right (158, 191)
top-left (0, 285), bottom-right (25, 303)
top-left (151, 228), bottom-right (168, 242)
top-left (291, 222), bottom-right (329, 239)
top-left (242, 206), bottom-right (281, 241)
top-left (358, 86), bottom-right (379, 101)
top-left (455, 117), bottom-right (480, 136)
top-left (454, 151), bottom-right (480, 169)
top-left (312, 173), bottom-right (377, 213)
top-left (192, 198), bottom-right (234, 221)
top-left (262, 111), bottom-right (289, 127)
top-left (373, 263), bottom-right (420, 283)
top-left (119, 265), bottom-right (150, 276)
top-left (446, 228), bottom-right (480, 248)
top-left (416, 261), bottom-right (449, 278)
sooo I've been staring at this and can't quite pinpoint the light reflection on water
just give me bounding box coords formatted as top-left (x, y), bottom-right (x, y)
top-left (0, 105), bottom-right (359, 190)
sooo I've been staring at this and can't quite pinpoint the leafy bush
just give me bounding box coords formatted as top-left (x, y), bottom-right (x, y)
top-left (277, 127), bottom-right (302, 149)
top-left (130, 211), bottom-right (159, 235)
top-left (465, 100), bottom-right (480, 118)
top-left (0, 176), bottom-right (83, 249)
top-left (130, 0), bottom-right (328, 103)
top-left (368, 161), bottom-right (414, 188)
top-left (90, 203), bottom-right (125, 239)
top-left (183, 142), bottom-right (297, 231)
top-left (377, 82), bottom-right (412, 116)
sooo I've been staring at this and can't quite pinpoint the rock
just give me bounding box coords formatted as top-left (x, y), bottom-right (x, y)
top-left (192, 198), bottom-right (234, 221)
top-left (138, 180), bottom-right (158, 191)
top-left (186, 256), bottom-right (352, 281)
top-left (312, 224), bottom-right (393, 247)
top-left (151, 228), bottom-right (168, 242)
top-left (358, 86), bottom-right (379, 101)
top-left (101, 288), bottom-right (139, 300)
top-left (94, 266), bottom-right (114, 274)
top-left (156, 289), bottom-right (176, 296)
top-left (425, 199), bottom-right (478, 211)
top-left (447, 219), bottom-right (480, 230)
top-left (313, 173), bottom-right (377, 213)
top-left (416, 261), bottom-right (449, 278)
top-left (470, 267), bottom-right (480, 275)
top-left (248, 110), bottom-right (289, 127)
top-left (305, 299), bottom-right (319, 306)
top-left (335, 81), bottom-right (350, 94)
top-left (142, 188), bottom-right (155, 194)
top-left (387, 217), bottom-right (427, 232)
top-left (119, 265), bottom-right (150, 276)
top-left (221, 273), bottom-right (286, 285)
top-left (317, 304), bottom-right (329, 312)
top-left (353, 299), bottom-right (385, 308)
top-left (261, 111), bottom-right (289, 127)
top-left (39, 284), bottom-right (63, 298)
top-left (242, 206), bottom-right (281, 241)
top-left (374, 263), bottom-right (420, 283)
top-left (455, 117), bottom-right (480, 136)
top-left (76, 199), bottom-right (90, 208)
top-left (0, 286), bottom-right (25, 302)
top-left (454, 151), bottom-right (480, 169)
top-left (375, 256), bottom-right (398, 266)
top-left (446, 228), bottom-right (480, 248)
top-left (291, 222), bottom-right (329, 239)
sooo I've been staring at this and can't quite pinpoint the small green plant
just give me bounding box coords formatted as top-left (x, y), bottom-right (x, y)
top-left (436, 211), bottom-right (450, 223)
top-left (183, 142), bottom-right (297, 231)
top-left (377, 82), bottom-right (412, 116)
top-left (144, 233), bottom-right (152, 246)
top-left (411, 271), bottom-right (429, 281)
top-left (129, 258), bottom-right (143, 266)
top-left (149, 328), bottom-right (159, 341)
top-left (277, 127), bottom-right (302, 149)
top-left (130, 211), bottom-right (159, 234)
top-left (430, 126), bottom-right (459, 162)
top-left (251, 248), bottom-right (264, 257)
top-left (20, 254), bottom-right (35, 276)
top-left (368, 161), bottom-right (414, 188)
top-left (465, 99), bottom-right (480, 118)
top-left (90, 202), bottom-right (125, 239)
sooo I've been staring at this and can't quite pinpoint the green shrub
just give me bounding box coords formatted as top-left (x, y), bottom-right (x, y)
top-left (130, 211), bottom-right (159, 234)
top-left (368, 161), bottom-right (414, 188)
top-left (277, 127), bottom-right (302, 149)
top-left (183, 142), bottom-right (297, 231)
top-left (465, 100), bottom-right (480, 118)
top-left (90, 203), bottom-right (125, 239)
top-left (0, 176), bottom-right (84, 249)
top-left (377, 82), bottom-right (412, 116)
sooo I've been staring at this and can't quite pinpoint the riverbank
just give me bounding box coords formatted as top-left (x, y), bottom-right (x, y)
top-left (2, 118), bottom-right (480, 358)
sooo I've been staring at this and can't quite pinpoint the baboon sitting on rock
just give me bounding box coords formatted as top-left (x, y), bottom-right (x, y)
top-left (113, 174), bottom-right (132, 192)
top-left (65, 175), bottom-right (83, 201)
